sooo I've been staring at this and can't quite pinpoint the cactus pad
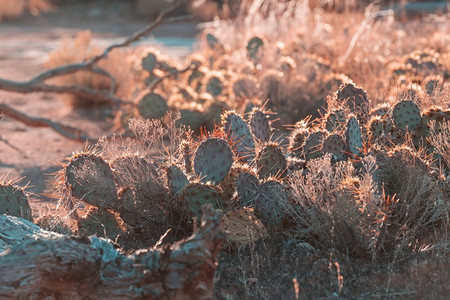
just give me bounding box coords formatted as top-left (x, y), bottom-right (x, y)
top-left (247, 36), bottom-right (264, 64)
top-left (194, 138), bottom-right (233, 184)
top-left (303, 131), bottom-right (325, 161)
top-left (78, 208), bottom-right (124, 240)
top-left (65, 154), bottom-right (118, 209)
top-left (166, 164), bottom-right (189, 195)
top-left (322, 134), bottom-right (346, 161)
top-left (0, 184), bottom-right (32, 221)
top-left (336, 82), bottom-right (370, 122)
top-left (206, 75), bottom-right (223, 97)
top-left (324, 109), bottom-right (346, 132)
top-left (236, 172), bottom-right (260, 207)
top-left (141, 52), bottom-right (157, 73)
top-left (250, 108), bottom-right (271, 142)
top-left (137, 93), bottom-right (168, 120)
top-left (345, 116), bottom-right (363, 156)
top-left (223, 111), bottom-right (256, 162)
top-left (392, 100), bottom-right (422, 131)
top-left (256, 143), bottom-right (287, 179)
top-left (222, 207), bottom-right (268, 246)
top-left (254, 180), bottom-right (289, 228)
top-left (182, 182), bottom-right (223, 217)
top-left (289, 126), bottom-right (309, 158)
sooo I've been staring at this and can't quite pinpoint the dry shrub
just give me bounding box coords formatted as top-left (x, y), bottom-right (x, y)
top-left (46, 31), bottom-right (135, 107)
top-left (288, 155), bottom-right (381, 259)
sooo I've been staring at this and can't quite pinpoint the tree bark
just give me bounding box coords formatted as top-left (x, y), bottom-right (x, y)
top-left (0, 206), bottom-right (224, 299)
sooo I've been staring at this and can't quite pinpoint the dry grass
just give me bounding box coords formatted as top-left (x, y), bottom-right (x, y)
top-left (46, 31), bottom-right (136, 107)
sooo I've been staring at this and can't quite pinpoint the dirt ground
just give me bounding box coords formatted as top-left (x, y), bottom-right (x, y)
top-left (0, 3), bottom-right (197, 215)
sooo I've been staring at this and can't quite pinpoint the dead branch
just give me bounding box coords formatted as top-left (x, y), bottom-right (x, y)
top-left (0, 205), bottom-right (224, 299)
top-left (0, 103), bottom-right (102, 142)
top-left (0, 1), bottom-right (190, 105)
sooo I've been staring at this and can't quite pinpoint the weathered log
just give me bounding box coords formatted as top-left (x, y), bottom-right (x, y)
top-left (0, 206), bottom-right (224, 299)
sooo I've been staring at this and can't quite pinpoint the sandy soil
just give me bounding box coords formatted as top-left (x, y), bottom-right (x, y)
top-left (0, 5), bottom-right (197, 215)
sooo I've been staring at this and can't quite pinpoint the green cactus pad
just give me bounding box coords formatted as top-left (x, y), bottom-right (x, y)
top-left (206, 75), bottom-right (223, 97)
top-left (250, 109), bottom-right (271, 142)
top-left (369, 103), bottom-right (392, 118)
top-left (324, 109), bottom-right (346, 132)
top-left (65, 154), bottom-right (118, 209)
top-left (78, 208), bottom-right (123, 240)
top-left (175, 109), bottom-right (204, 132)
top-left (223, 111), bottom-right (256, 162)
top-left (167, 164), bottom-right (189, 195)
top-left (289, 126), bottom-right (309, 158)
top-left (303, 131), bottom-right (325, 161)
top-left (232, 77), bottom-right (258, 100)
top-left (137, 93), bottom-right (168, 120)
top-left (322, 134), bottom-right (346, 161)
top-left (141, 52), bottom-right (157, 73)
top-left (392, 100), bottom-right (422, 131)
top-left (0, 184), bottom-right (32, 221)
top-left (247, 36), bottom-right (264, 64)
top-left (236, 172), bottom-right (260, 207)
top-left (194, 138), bottom-right (234, 184)
top-left (422, 107), bottom-right (450, 134)
top-left (336, 82), bottom-right (370, 122)
top-left (368, 116), bottom-right (394, 141)
top-left (182, 182), bottom-right (224, 217)
top-left (256, 143), bottom-right (287, 179)
top-left (345, 116), bottom-right (363, 156)
top-left (254, 180), bottom-right (289, 228)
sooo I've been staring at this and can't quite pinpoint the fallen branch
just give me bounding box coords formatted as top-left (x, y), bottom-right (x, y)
top-left (0, 103), bottom-right (102, 142)
top-left (0, 205), bottom-right (224, 299)
top-left (0, 1), bottom-right (189, 106)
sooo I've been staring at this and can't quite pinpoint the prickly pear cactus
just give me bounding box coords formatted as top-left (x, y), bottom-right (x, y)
top-left (78, 208), bottom-right (124, 240)
top-left (392, 100), bottom-right (422, 131)
top-left (250, 108), bottom-right (271, 142)
top-left (232, 77), bottom-right (258, 100)
top-left (222, 207), bottom-right (268, 246)
top-left (194, 137), bottom-right (234, 184)
top-left (289, 126), bottom-right (309, 158)
top-left (182, 182), bottom-right (224, 217)
top-left (141, 52), bottom-right (157, 73)
top-left (166, 164), bottom-right (189, 195)
top-left (247, 36), bottom-right (264, 65)
top-left (324, 109), bottom-right (346, 132)
top-left (254, 180), bottom-right (289, 228)
top-left (223, 111), bottom-right (256, 162)
top-left (0, 184), bottom-right (32, 221)
top-left (368, 116), bottom-right (394, 141)
top-left (206, 74), bottom-right (223, 97)
top-left (176, 109), bottom-right (204, 132)
top-left (322, 134), bottom-right (346, 161)
top-left (137, 93), bottom-right (168, 120)
top-left (65, 154), bottom-right (119, 209)
top-left (336, 82), bottom-right (370, 123)
top-left (345, 116), bottom-right (363, 156)
top-left (236, 172), bottom-right (260, 207)
top-left (256, 143), bottom-right (287, 179)
top-left (422, 107), bottom-right (450, 134)
top-left (369, 103), bottom-right (392, 118)
top-left (303, 131), bottom-right (325, 161)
